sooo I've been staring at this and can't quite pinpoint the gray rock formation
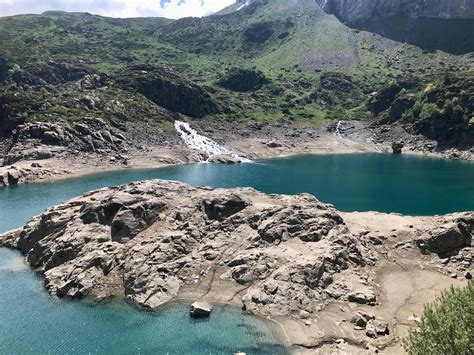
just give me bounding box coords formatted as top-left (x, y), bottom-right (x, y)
top-left (4, 118), bottom-right (127, 166)
top-left (416, 215), bottom-right (473, 255)
top-left (0, 180), bottom-right (372, 316)
top-left (315, 0), bottom-right (474, 25)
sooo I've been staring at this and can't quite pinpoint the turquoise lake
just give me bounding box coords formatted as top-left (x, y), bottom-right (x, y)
top-left (1, 153), bottom-right (473, 353)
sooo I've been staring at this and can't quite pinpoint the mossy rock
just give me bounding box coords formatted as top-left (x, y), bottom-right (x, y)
top-left (244, 22), bottom-right (274, 44)
top-left (218, 68), bottom-right (269, 92)
top-left (9, 61), bottom-right (93, 85)
top-left (367, 81), bottom-right (402, 115)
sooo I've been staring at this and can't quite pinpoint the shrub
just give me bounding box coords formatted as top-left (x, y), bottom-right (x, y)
top-left (403, 282), bottom-right (474, 355)
top-left (420, 103), bottom-right (443, 120)
top-left (423, 83), bottom-right (436, 95)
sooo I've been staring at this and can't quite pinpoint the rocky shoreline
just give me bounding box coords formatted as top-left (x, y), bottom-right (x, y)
top-left (1, 119), bottom-right (472, 188)
top-left (1, 179), bottom-right (472, 353)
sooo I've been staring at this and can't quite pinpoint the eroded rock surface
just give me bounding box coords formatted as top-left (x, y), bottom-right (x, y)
top-left (0, 180), bottom-right (371, 313)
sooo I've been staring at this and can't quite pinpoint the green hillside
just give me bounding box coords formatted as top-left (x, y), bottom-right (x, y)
top-left (0, 0), bottom-right (473, 140)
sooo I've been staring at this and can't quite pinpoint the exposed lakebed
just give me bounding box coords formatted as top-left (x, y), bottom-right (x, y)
top-left (1, 153), bottom-right (473, 353)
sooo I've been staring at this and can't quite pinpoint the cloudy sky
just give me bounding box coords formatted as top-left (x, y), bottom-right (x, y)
top-left (0, 0), bottom-right (237, 19)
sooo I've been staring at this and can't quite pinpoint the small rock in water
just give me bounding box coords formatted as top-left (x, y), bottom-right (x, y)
top-left (190, 301), bottom-right (213, 317)
top-left (392, 141), bottom-right (404, 154)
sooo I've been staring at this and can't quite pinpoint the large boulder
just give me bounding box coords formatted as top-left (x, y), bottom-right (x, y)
top-left (190, 301), bottom-right (213, 317)
top-left (202, 194), bottom-right (249, 221)
top-left (417, 216), bottom-right (473, 255)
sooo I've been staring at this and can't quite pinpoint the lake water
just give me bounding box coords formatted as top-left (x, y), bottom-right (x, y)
top-left (1, 154), bottom-right (473, 233)
top-left (1, 153), bottom-right (473, 353)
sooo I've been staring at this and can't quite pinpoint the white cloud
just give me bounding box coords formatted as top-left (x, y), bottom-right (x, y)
top-left (0, 0), bottom-right (237, 18)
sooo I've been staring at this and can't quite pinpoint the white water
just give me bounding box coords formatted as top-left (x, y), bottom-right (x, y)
top-left (174, 121), bottom-right (249, 162)
top-left (335, 121), bottom-right (343, 138)
top-left (236, 0), bottom-right (250, 11)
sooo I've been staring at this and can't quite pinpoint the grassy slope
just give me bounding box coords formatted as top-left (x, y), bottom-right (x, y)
top-left (0, 0), bottom-right (473, 126)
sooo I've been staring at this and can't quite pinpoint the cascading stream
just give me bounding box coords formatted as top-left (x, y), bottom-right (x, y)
top-left (335, 121), bottom-right (343, 138)
top-left (174, 120), bottom-right (249, 162)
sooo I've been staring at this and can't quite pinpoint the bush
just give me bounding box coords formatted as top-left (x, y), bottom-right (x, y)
top-left (403, 282), bottom-right (474, 355)
top-left (420, 103), bottom-right (443, 120)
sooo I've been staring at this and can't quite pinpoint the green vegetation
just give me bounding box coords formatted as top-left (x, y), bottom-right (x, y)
top-left (403, 282), bottom-right (474, 355)
top-left (0, 0), bottom-right (473, 139)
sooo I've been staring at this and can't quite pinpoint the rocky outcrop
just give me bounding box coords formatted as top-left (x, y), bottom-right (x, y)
top-left (218, 68), bottom-right (269, 92)
top-left (4, 118), bottom-right (127, 165)
top-left (315, 0), bottom-right (474, 25)
top-left (8, 60), bottom-right (92, 86)
top-left (115, 65), bottom-right (218, 118)
top-left (316, 0), bottom-right (474, 54)
top-left (417, 215), bottom-right (473, 256)
top-left (0, 165), bottom-right (62, 187)
top-left (0, 180), bottom-right (373, 315)
top-left (370, 76), bottom-right (474, 150)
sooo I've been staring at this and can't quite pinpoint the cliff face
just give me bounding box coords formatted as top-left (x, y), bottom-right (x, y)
top-left (316, 0), bottom-right (474, 24)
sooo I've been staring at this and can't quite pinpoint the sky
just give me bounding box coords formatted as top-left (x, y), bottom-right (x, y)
top-left (0, 0), bottom-right (237, 19)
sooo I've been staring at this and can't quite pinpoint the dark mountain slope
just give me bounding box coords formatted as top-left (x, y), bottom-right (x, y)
top-left (315, 0), bottom-right (474, 54)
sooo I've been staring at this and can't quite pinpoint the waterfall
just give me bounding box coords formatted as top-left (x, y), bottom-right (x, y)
top-left (174, 120), bottom-right (249, 162)
top-left (236, 0), bottom-right (250, 11)
top-left (335, 121), bottom-right (343, 138)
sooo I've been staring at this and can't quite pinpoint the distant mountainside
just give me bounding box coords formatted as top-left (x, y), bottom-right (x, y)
top-left (315, 0), bottom-right (474, 54)
top-left (0, 0), bottom-right (472, 151)
top-left (315, 0), bottom-right (474, 24)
